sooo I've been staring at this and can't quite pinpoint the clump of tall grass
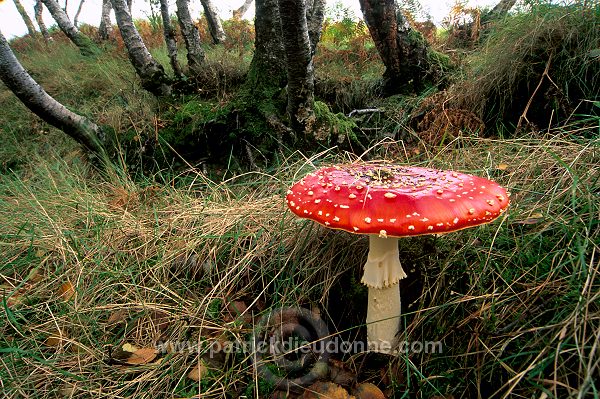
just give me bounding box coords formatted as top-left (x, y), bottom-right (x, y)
top-left (447, 1), bottom-right (599, 131)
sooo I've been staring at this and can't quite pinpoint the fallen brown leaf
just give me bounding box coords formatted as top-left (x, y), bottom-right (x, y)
top-left (45, 335), bottom-right (64, 347)
top-left (513, 213), bottom-right (545, 225)
top-left (352, 383), bottom-right (386, 399)
top-left (329, 359), bottom-right (356, 387)
top-left (301, 382), bottom-right (354, 399)
top-left (187, 360), bottom-right (209, 381)
top-left (515, 217), bottom-right (544, 225)
top-left (122, 343), bottom-right (138, 353)
top-left (225, 300), bottom-right (252, 324)
top-left (107, 309), bottom-right (127, 325)
top-left (58, 281), bottom-right (75, 301)
top-left (124, 347), bottom-right (158, 365)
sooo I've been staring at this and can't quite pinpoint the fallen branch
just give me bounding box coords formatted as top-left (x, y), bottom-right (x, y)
top-left (347, 108), bottom-right (384, 118)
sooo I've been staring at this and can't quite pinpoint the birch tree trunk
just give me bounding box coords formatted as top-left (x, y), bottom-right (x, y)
top-left (159, 0), bottom-right (183, 78)
top-left (482, 0), bottom-right (517, 23)
top-left (306, 0), bottom-right (325, 55)
top-left (200, 0), bottom-right (226, 44)
top-left (34, 0), bottom-right (53, 42)
top-left (175, 0), bottom-right (205, 75)
top-left (73, 0), bottom-right (86, 27)
top-left (278, 0), bottom-right (314, 131)
top-left (12, 0), bottom-right (37, 37)
top-left (41, 0), bottom-right (100, 56)
top-left (244, 0), bottom-right (286, 98)
top-left (98, 0), bottom-right (113, 40)
top-left (358, 0), bottom-right (431, 94)
top-left (111, 0), bottom-right (171, 96)
top-left (233, 0), bottom-right (253, 19)
top-left (0, 30), bottom-right (106, 157)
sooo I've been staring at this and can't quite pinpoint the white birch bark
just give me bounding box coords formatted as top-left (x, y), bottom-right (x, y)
top-left (111, 0), bottom-right (172, 96)
top-left (0, 30), bottom-right (106, 156)
top-left (200, 0), bottom-right (226, 44)
top-left (175, 0), bottom-right (205, 75)
top-left (98, 0), bottom-right (113, 40)
top-left (41, 0), bottom-right (100, 56)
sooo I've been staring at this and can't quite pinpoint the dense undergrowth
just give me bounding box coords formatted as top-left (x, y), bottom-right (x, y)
top-left (1, 1), bottom-right (599, 398)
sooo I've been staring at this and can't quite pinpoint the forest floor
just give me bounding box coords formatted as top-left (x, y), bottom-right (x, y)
top-left (1, 9), bottom-right (599, 399)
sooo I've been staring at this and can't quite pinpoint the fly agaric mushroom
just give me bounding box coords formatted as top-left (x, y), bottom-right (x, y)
top-left (286, 163), bottom-right (509, 353)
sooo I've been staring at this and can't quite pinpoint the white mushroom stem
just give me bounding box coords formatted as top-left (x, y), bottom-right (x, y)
top-left (361, 235), bottom-right (407, 353)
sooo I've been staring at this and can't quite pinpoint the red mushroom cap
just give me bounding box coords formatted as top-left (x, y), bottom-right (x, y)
top-left (286, 164), bottom-right (509, 237)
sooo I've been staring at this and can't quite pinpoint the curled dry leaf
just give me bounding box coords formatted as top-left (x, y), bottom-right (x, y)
top-left (225, 300), bottom-right (252, 324)
top-left (329, 359), bottom-right (356, 387)
top-left (352, 383), bottom-right (386, 399)
top-left (107, 309), bottom-right (127, 326)
top-left (301, 382), bottom-right (354, 399)
top-left (122, 343), bottom-right (138, 353)
top-left (58, 281), bottom-right (75, 301)
top-left (45, 335), bottom-right (64, 347)
top-left (187, 360), bottom-right (209, 381)
top-left (124, 347), bottom-right (158, 365)
top-left (513, 212), bottom-right (545, 225)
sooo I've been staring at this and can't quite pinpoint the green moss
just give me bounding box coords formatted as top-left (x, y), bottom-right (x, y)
top-left (73, 34), bottom-right (102, 58)
top-left (160, 99), bottom-right (231, 146)
top-left (312, 100), bottom-right (359, 144)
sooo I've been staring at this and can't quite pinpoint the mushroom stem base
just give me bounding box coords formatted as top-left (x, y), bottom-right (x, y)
top-left (362, 235), bottom-right (406, 353)
top-left (366, 283), bottom-right (401, 353)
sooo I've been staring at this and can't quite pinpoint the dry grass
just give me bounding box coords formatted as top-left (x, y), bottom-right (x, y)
top-left (0, 127), bottom-right (598, 397)
top-left (444, 1), bottom-right (599, 130)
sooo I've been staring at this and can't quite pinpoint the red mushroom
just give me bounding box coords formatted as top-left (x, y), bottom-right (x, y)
top-left (286, 163), bottom-right (509, 353)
